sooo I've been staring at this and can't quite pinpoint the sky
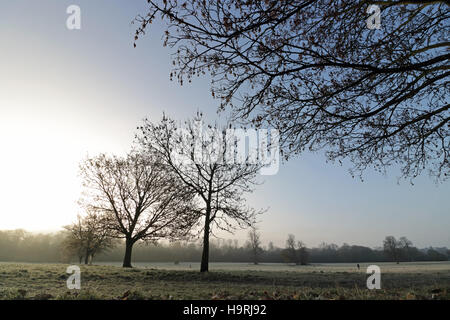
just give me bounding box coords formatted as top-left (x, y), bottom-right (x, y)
top-left (0, 0), bottom-right (448, 249)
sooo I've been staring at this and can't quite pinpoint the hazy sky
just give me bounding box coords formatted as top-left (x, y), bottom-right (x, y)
top-left (0, 0), bottom-right (448, 249)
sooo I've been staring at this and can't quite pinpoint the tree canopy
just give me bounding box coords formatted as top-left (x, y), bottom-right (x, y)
top-left (134, 0), bottom-right (449, 180)
top-left (137, 113), bottom-right (266, 271)
top-left (79, 152), bottom-right (197, 267)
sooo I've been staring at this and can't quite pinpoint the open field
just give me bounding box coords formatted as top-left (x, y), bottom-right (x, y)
top-left (96, 261), bottom-right (450, 273)
top-left (0, 262), bottom-right (449, 300)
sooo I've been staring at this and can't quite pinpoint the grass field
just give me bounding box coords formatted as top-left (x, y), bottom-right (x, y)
top-left (0, 261), bottom-right (449, 300)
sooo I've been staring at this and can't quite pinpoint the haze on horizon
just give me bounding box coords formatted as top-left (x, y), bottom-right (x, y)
top-left (0, 0), bottom-right (449, 249)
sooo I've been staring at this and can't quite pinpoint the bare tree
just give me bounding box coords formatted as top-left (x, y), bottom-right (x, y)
top-left (63, 212), bottom-right (115, 264)
top-left (383, 236), bottom-right (400, 263)
top-left (398, 236), bottom-right (413, 262)
top-left (137, 113), bottom-right (267, 272)
top-left (62, 216), bottom-right (85, 264)
top-left (247, 226), bottom-right (262, 265)
top-left (134, 0), bottom-right (449, 180)
top-left (282, 234), bottom-right (309, 265)
top-left (80, 152), bottom-right (196, 267)
top-left (297, 240), bottom-right (309, 266)
top-left (283, 234), bottom-right (298, 264)
top-left (80, 211), bottom-right (116, 264)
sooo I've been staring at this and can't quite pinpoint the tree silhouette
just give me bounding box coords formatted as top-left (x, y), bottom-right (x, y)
top-left (134, 0), bottom-right (449, 180)
top-left (137, 113), bottom-right (266, 271)
top-left (79, 152), bottom-right (196, 267)
top-left (398, 236), bottom-right (413, 261)
top-left (246, 226), bottom-right (262, 265)
top-left (283, 234), bottom-right (298, 264)
top-left (383, 235), bottom-right (401, 263)
top-left (63, 212), bottom-right (116, 265)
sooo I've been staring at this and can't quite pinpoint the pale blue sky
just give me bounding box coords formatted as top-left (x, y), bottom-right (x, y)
top-left (0, 0), bottom-right (448, 248)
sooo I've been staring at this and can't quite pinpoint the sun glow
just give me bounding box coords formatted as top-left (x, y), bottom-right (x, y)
top-left (0, 97), bottom-right (132, 231)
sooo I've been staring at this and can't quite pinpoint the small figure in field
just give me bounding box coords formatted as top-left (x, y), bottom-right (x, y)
top-left (357, 263), bottom-right (360, 270)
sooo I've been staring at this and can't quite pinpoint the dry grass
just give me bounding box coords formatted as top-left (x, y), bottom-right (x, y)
top-left (0, 262), bottom-right (448, 300)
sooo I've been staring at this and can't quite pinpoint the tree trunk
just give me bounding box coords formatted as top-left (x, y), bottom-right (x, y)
top-left (200, 210), bottom-right (211, 272)
top-left (84, 250), bottom-right (89, 265)
top-left (123, 237), bottom-right (134, 268)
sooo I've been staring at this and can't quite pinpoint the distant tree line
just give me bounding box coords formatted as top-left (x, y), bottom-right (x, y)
top-left (0, 230), bottom-right (448, 264)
